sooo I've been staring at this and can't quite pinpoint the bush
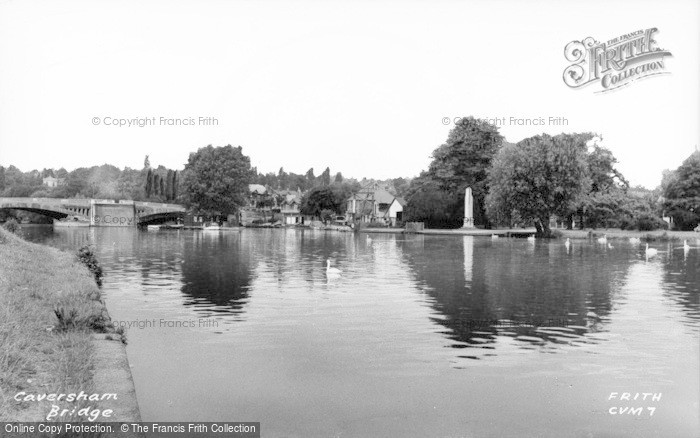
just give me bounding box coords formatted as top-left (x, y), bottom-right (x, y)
top-left (3, 218), bottom-right (20, 235)
top-left (636, 214), bottom-right (668, 231)
top-left (77, 245), bottom-right (103, 286)
top-left (53, 305), bottom-right (109, 332)
top-left (618, 217), bottom-right (636, 230)
top-left (365, 221), bottom-right (388, 228)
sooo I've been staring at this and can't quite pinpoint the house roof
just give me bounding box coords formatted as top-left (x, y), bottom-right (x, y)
top-left (248, 184), bottom-right (267, 195)
top-left (350, 183), bottom-right (395, 204)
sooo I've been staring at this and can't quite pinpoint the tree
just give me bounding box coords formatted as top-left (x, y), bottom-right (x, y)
top-left (320, 167), bottom-right (331, 186)
top-left (390, 177), bottom-right (411, 198)
top-left (301, 186), bottom-right (339, 218)
top-left (172, 170), bottom-right (178, 200)
top-left (426, 116), bottom-right (504, 226)
top-left (305, 168), bottom-right (315, 187)
top-left (663, 151), bottom-right (700, 230)
top-left (329, 180), bottom-right (360, 214)
top-left (180, 145), bottom-right (255, 217)
top-left (153, 173), bottom-right (160, 196)
top-left (486, 133), bottom-right (591, 237)
top-left (145, 169), bottom-right (153, 198)
top-left (165, 169), bottom-right (174, 200)
top-left (277, 167), bottom-right (287, 189)
top-left (117, 167), bottom-right (144, 200)
top-left (334, 172), bottom-right (344, 184)
top-left (144, 155), bottom-right (150, 169)
top-left (404, 173), bottom-right (459, 227)
top-left (57, 167), bottom-right (90, 198)
top-left (569, 140), bottom-right (629, 229)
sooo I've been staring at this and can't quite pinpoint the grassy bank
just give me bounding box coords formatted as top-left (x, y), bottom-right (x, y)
top-left (557, 228), bottom-right (700, 241)
top-left (0, 227), bottom-right (119, 423)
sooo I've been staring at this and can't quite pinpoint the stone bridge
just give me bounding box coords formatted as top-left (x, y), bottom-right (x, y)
top-left (0, 198), bottom-right (186, 226)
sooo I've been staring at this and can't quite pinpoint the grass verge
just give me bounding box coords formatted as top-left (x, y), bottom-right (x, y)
top-left (0, 227), bottom-right (119, 425)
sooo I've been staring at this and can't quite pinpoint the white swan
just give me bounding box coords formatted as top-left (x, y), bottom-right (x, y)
top-left (597, 234), bottom-right (607, 244)
top-left (629, 237), bottom-right (641, 244)
top-left (491, 234), bottom-right (499, 240)
top-left (564, 238), bottom-right (570, 250)
top-left (645, 243), bottom-right (658, 258)
top-left (607, 243), bottom-right (614, 249)
top-left (326, 259), bottom-right (342, 275)
top-left (527, 234), bottom-right (535, 242)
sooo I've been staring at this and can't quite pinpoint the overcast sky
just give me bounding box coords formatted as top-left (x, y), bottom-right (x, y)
top-left (0, 0), bottom-right (698, 189)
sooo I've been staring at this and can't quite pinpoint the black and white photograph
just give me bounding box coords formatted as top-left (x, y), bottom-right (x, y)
top-left (0, 1), bottom-right (698, 437)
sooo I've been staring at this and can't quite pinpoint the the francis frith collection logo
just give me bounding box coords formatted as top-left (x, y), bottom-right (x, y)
top-left (563, 28), bottom-right (672, 92)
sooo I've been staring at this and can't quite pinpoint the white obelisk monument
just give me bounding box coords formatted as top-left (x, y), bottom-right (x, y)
top-left (463, 187), bottom-right (474, 228)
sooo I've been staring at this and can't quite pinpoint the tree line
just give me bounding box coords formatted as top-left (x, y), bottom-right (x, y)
top-left (403, 116), bottom-right (698, 235)
top-left (2, 131), bottom-right (697, 232)
top-left (0, 158), bottom-right (179, 203)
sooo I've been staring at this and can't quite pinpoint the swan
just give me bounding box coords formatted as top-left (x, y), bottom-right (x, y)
top-left (645, 243), bottom-right (658, 258)
top-left (326, 259), bottom-right (342, 275)
top-left (564, 238), bottom-right (570, 250)
top-left (597, 235), bottom-right (607, 244)
top-left (607, 243), bottom-right (614, 249)
top-left (527, 235), bottom-right (535, 242)
top-left (629, 237), bottom-right (641, 244)
top-left (683, 240), bottom-right (690, 251)
top-left (491, 234), bottom-right (499, 240)
top-left (366, 235), bottom-right (372, 244)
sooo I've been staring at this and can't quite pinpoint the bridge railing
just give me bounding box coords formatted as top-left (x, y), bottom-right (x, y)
top-left (0, 197), bottom-right (92, 207)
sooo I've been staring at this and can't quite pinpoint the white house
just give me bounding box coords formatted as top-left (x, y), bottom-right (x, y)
top-left (385, 197), bottom-right (405, 226)
top-left (43, 176), bottom-right (64, 188)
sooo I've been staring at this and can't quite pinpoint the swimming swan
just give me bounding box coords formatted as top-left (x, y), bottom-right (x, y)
top-left (629, 237), bottom-right (641, 244)
top-left (597, 235), bottom-right (607, 244)
top-left (326, 259), bottom-right (342, 275)
top-left (645, 243), bottom-right (658, 258)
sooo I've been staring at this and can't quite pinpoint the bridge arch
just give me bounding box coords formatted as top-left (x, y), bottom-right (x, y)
top-left (0, 198), bottom-right (186, 226)
top-left (0, 198), bottom-right (91, 221)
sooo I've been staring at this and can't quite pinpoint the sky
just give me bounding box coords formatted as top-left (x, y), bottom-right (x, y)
top-left (0, 0), bottom-right (698, 189)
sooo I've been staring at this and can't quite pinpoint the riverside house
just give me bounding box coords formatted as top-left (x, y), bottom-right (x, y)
top-left (241, 185), bottom-right (305, 226)
top-left (346, 183), bottom-right (404, 225)
top-left (275, 189), bottom-right (303, 225)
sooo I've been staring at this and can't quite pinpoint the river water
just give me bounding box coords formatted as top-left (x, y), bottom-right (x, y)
top-left (23, 227), bottom-right (700, 437)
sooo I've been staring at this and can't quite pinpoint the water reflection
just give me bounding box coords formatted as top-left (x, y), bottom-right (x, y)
top-left (661, 242), bottom-right (700, 334)
top-left (401, 236), bottom-right (635, 360)
top-left (180, 231), bottom-right (254, 316)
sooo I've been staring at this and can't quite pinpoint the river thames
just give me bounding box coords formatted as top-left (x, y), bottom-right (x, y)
top-left (23, 227), bottom-right (700, 437)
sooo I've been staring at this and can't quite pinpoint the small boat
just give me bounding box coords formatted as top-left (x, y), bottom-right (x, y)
top-left (146, 225), bottom-right (161, 231)
top-left (162, 224), bottom-right (184, 230)
top-left (202, 223), bottom-right (221, 231)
